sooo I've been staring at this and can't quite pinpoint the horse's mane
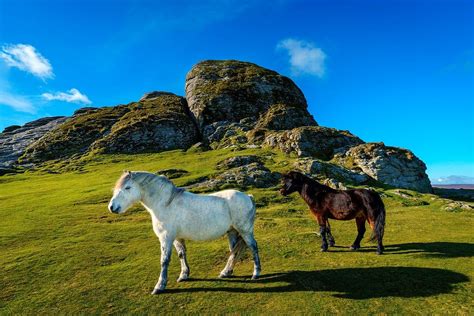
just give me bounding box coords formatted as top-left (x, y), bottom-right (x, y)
top-left (287, 171), bottom-right (336, 203)
top-left (131, 172), bottom-right (185, 205)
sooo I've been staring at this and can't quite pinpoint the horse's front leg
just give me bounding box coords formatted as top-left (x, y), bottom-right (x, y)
top-left (152, 235), bottom-right (173, 294)
top-left (173, 239), bottom-right (190, 282)
top-left (316, 214), bottom-right (329, 252)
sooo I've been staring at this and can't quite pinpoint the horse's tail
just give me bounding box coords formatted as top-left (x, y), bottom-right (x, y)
top-left (369, 195), bottom-right (386, 242)
top-left (248, 194), bottom-right (256, 214)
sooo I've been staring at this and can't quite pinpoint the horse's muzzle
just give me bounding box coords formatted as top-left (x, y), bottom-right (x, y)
top-left (279, 188), bottom-right (288, 196)
top-left (109, 204), bottom-right (121, 214)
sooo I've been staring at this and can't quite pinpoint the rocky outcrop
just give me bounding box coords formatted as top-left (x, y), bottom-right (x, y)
top-left (216, 155), bottom-right (262, 169)
top-left (20, 106), bottom-right (131, 163)
top-left (73, 107), bottom-right (98, 115)
top-left (202, 118), bottom-right (254, 149)
top-left (260, 126), bottom-right (364, 160)
top-left (20, 93), bottom-right (199, 162)
top-left (294, 158), bottom-right (370, 185)
top-left (91, 93), bottom-right (199, 154)
top-left (0, 116), bottom-right (68, 167)
top-left (189, 161), bottom-right (281, 191)
top-left (140, 91), bottom-right (176, 101)
top-left (156, 168), bottom-right (190, 179)
top-left (255, 104), bottom-right (317, 130)
top-left (0, 60), bottom-right (434, 194)
top-left (335, 142), bottom-right (432, 193)
top-left (185, 60), bottom-right (312, 130)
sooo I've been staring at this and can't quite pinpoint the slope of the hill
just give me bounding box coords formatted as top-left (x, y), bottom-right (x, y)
top-left (0, 149), bottom-right (472, 314)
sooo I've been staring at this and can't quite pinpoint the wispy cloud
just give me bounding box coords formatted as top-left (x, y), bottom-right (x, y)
top-left (0, 91), bottom-right (35, 113)
top-left (42, 88), bottom-right (91, 104)
top-left (0, 44), bottom-right (54, 80)
top-left (277, 38), bottom-right (326, 77)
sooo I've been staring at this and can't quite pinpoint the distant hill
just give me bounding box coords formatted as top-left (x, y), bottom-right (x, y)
top-left (432, 184), bottom-right (474, 190)
top-left (431, 176), bottom-right (474, 186)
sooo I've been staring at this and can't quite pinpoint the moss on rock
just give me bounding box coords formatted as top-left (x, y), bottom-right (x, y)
top-left (20, 93), bottom-right (199, 162)
top-left (92, 94), bottom-right (199, 153)
top-left (185, 60), bottom-right (308, 130)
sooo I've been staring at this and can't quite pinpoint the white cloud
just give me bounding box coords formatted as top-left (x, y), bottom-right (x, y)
top-left (277, 38), bottom-right (326, 77)
top-left (0, 91), bottom-right (35, 113)
top-left (42, 88), bottom-right (91, 104)
top-left (0, 44), bottom-right (54, 80)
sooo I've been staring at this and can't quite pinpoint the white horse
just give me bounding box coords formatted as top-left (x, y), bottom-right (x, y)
top-left (108, 171), bottom-right (261, 294)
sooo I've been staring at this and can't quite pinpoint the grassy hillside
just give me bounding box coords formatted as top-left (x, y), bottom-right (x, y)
top-left (1, 149), bottom-right (473, 314)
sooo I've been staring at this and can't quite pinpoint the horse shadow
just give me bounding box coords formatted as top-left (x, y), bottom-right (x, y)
top-left (384, 242), bottom-right (474, 258)
top-left (164, 266), bottom-right (469, 299)
top-left (328, 242), bottom-right (474, 258)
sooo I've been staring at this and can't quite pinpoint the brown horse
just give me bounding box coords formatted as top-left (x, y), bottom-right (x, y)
top-left (280, 171), bottom-right (386, 254)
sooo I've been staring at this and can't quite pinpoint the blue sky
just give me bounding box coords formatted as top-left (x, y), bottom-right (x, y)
top-left (0, 0), bottom-right (473, 179)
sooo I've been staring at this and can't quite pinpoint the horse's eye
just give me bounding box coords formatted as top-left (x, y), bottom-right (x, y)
top-left (125, 186), bottom-right (131, 190)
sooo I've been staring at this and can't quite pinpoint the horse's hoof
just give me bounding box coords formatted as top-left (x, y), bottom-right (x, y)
top-left (177, 276), bottom-right (188, 282)
top-left (329, 241), bottom-right (336, 247)
top-left (376, 250), bottom-right (383, 255)
top-left (151, 288), bottom-right (164, 295)
top-left (350, 246), bottom-right (360, 251)
top-left (219, 273), bottom-right (231, 279)
top-left (251, 275), bottom-right (259, 280)
top-left (320, 248), bottom-right (328, 252)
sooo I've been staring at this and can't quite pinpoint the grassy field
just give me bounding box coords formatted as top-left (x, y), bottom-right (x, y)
top-left (1, 149), bottom-right (473, 314)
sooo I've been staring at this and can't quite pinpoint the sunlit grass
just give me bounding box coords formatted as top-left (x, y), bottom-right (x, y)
top-left (1, 149), bottom-right (473, 314)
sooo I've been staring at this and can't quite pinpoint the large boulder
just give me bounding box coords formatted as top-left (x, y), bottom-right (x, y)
top-left (260, 126), bottom-right (364, 160)
top-left (0, 116), bottom-right (68, 167)
top-left (185, 60), bottom-right (313, 130)
top-left (335, 142), bottom-right (432, 193)
top-left (91, 93), bottom-right (199, 153)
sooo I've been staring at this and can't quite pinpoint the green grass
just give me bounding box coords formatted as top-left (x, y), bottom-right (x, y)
top-left (1, 149), bottom-right (473, 314)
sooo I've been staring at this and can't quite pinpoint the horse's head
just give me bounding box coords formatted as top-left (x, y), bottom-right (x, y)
top-left (108, 171), bottom-right (141, 214)
top-left (280, 171), bottom-right (305, 196)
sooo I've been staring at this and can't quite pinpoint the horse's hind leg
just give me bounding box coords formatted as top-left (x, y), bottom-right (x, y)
top-left (316, 215), bottom-right (329, 252)
top-left (350, 216), bottom-right (366, 251)
top-left (219, 229), bottom-right (245, 278)
top-left (173, 239), bottom-right (190, 282)
top-left (326, 220), bottom-right (335, 247)
top-left (240, 232), bottom-right (261, 280)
